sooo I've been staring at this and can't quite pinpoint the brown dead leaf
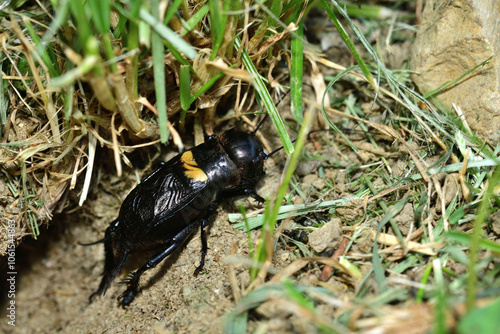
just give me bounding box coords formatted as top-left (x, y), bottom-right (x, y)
top-left (207, 58), bottom-right (252, 82)
top-left (370, 230), bottom-right (439, 256)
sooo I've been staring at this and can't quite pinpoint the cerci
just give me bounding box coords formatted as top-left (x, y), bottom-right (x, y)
top-left (84, 127), bottom-right (271, 306)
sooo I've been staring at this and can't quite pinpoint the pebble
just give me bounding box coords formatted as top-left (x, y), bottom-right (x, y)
top-left (308, 218), bottom-right (342, 253)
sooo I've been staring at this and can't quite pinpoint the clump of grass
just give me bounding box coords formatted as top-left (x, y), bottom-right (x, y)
top-left (0, 0), bottom-right (301, 246)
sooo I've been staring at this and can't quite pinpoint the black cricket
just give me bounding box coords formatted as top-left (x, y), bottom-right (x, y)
top-left (84, 124), bottom-right (273, 306)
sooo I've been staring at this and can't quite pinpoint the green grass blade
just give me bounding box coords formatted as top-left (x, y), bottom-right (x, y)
top-left (433, 259), bottom-right (447, 334)
top-left (335, 2), bottom-right (392, 19)
top-left (164, 0), bottom-right (183, 25)
top-left (321, 67), bottom-right (358, 152)
top-left (458, 298), bottom-right (500, 334)
top-left (23, 19), bottom-right (60, 77)
top-left (409, 158), bottom-right (500, 181)
top-left (234, 37), bottom-right (293, 155)
top-left (190, 72), bottom-right (225, 102)
top-left (371, 195), bottom-right (408, 292)
top-left (290, 18), bottom-right (303, 122)
top-left (88, 0), bottom-right (111, 35)
top-left (49, 55), bottom-right (99, 88)
top-left (126, 9), bottom-right (139, 100)
top-left (267, 0), bottom-right (283, 31)
top-left (416, 263), bottom-right (432, 303)
top-left (229, 197), bottom-right (359, 231)
top-left (254, 105), bottom-right (316, 274)
top-left (321, 0), bottom-right (376, 89)
top-left (128, 0), bottom-right (141, 18)
top-left (181, 4), bottom-right (209, 37)
top-left (209, 0), bottom-right (225, 60)
top-left (140, 8), bottom-right (197, 60)
top-left (0, 60), bottom-right (7, 126)
top-left (179, 64), bottom-right (191, 111)
top-left (225, 311), bottom-right (248, 334)
top-left (151, 0), bottom-right (169, 142)
top-left (467, 166), bottom-right (500, 310)
top-left (163, 38), bottom-right (191, 67)
top-left (69, 0), bottom-right (91, 54)
top-left (283, 279), bottom-right (314, 310)
top-left (112, 11), bottom-right (128, 38)
top-left (447, 231), bottom-right (500, 253)
top-left (28, 210), bottom-right (39, 239)
top-left (36, 0), bottom-right (70, 58)
top-left (101, 33), bottom-right (118, 73)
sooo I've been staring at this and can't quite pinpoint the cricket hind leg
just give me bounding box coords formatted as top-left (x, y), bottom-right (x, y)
top-left (193, 225), bottom-right (208, 276)
top-left (117, 219), bottom-right (204, 306)
top-left (89, 220), bottom-right (130, 302)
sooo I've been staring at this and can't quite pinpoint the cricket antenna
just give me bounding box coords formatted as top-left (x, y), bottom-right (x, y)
top-left (78, 238), bottom-right (106, 246)
top-left (252, 89), bottom-right (291, 135)
top-left (253, 114), bottom-right (268, 135)
top-left (264, 138), bottom-right (297, 160)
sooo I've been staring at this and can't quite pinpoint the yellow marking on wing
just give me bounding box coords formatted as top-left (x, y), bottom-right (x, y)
top-left (180, 151), bottom-right (208, 182)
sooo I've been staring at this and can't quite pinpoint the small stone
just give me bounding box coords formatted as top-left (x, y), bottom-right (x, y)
top-left (280, 251), bottom-right (289, 262)
top-left (237, 271), bottom-right (250, 289)
top-left (391, 159), bottom-right (408, 178)
top-left (442, 173), bottom-right (461, 207)
top-left (292, 195), bottom-right (304, 205)
top-left (182, 286), bottom-right (194, 303)
top-left (393, 203), bottom-right (415, 236)
top-left (308, 218), bottom-right (342, 253)
top-left (301, 174), bottom-right (325, 191)
top-left (295, 160), bottom-right (323, 176)
top-left (255, 299), bottom-right (294, 318)
top-left (490, 210), bottom-right (500, 235)
top-left (312, 178), bottom-right (325, 191)
top-left (296, 160), bottom-right (322, 177)
top-left (324, 168), bottom-right (336, 182)
top-left (302, 174), bottom-right (318, 185)
top-left (336, 199), bottom-right (363, 223)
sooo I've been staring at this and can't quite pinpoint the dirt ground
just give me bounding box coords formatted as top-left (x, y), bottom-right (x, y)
top-left (0, 117), bottom-right (351, 333)
top-left (0, 71), bottom-right (426, 334)
top-left (0, 4), bottom-right (447, 333)
top-left (0, 109), bottom-right (407, 333)
top-left (1, 195), bottom-right (260, 333)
